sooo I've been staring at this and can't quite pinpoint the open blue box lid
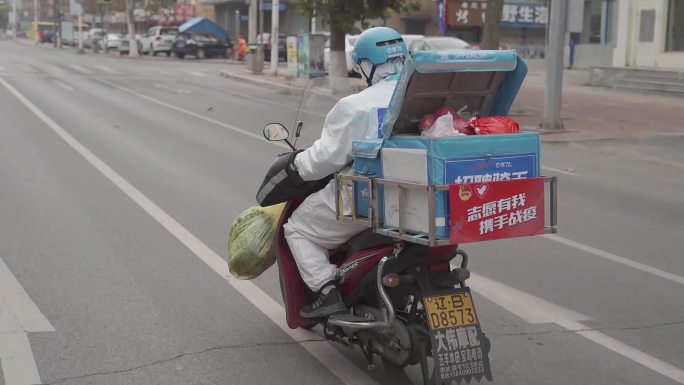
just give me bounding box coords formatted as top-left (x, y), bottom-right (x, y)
top-left (381, 49), bottom-right (527, 138)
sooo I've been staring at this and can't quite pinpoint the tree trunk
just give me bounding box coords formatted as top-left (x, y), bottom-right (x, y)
top-left (481, 0), bottom-right (504, 50)
top-left (328, 16), bottom-right (346, 78)
top-left (126, 0), bottom-right (138, 57)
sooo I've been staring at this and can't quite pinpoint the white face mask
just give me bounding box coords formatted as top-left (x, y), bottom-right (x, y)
top-left (355, 58), bottom-right (404, 85)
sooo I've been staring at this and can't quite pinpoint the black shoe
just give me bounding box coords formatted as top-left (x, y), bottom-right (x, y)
top-left (300, 286), bottom-right (347, 318)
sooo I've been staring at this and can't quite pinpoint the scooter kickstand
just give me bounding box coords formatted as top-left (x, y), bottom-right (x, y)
top-left (362, 342), bottom-right (376, 371)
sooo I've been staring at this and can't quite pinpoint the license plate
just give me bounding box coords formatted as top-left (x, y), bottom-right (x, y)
top-left (424, 290), bottom-right (478, 330)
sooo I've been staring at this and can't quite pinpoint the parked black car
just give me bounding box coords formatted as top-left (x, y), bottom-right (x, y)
top-left (171, 33), bottom-right (229, 59)
top-left (258, 33), bottom-right (287, 62)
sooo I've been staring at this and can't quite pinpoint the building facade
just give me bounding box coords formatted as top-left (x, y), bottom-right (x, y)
top-left (573, 0), bottom-right (683, 70)
top-left (201, 0), bottom-right (310, 40)
top-left (387, 0), bottom-right (548, 57)
top-left (613, 0), bottom-right (683, 69)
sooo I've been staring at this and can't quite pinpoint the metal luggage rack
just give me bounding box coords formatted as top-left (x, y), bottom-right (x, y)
top-left (335, 173), bottom-right (558, 247)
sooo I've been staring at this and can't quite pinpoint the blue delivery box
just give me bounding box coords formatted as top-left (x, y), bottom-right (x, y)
top-left (351, 49), bottom-right (540, 239)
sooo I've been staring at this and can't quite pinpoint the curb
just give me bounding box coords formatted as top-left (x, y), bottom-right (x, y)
top-left (220, 69), bottom-right (302, 94)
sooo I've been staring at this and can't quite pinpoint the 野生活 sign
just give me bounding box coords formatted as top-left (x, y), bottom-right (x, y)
top-left (449, 178), bottom-right (545, 243)
top-left (501, 3), bottom-right (548, 28)
top-left (447, 0), bottom-right (548, 28)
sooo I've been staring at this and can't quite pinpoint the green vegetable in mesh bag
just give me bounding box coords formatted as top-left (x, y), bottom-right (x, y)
top-left (228, 203), bottom-right (285, 279)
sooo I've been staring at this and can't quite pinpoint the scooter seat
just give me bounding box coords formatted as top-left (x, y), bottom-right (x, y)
top-left (346, 230), bottom-right (395, 255)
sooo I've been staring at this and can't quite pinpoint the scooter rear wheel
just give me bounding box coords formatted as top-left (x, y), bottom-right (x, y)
top-left (382, 342), bottom-right (434, 385)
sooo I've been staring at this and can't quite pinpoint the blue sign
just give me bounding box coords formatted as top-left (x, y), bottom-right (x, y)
top-left (501, 3), bottom-right (548, 29)
top-left (262, 2), bottom-right (287, 12)
top-left (444, 154), bottom-right (538, 185)
top-left (377, 107), bottom-right (388, 138)
top-left (437, 0), bottom-right (446, 35)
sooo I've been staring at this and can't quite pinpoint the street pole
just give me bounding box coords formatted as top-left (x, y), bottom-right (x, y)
top-left (235, 9), bottom-right (239, 39)
top-left (542, 0), bottom-right (568, 131)
top-left (269, 0), bottom-right (278, 74)
top-left (248, 0), bottom-right (256, 43)
top-left (11, 0), bottom-right (17, 41)
top-left (77, 2), bottom-right (83, 53)
top-left (258, 0), bottom-right (263, 42)
top-left (53, 0), bottom-right (57, 47)
top-left (33, 0), bottom-right (38, 42)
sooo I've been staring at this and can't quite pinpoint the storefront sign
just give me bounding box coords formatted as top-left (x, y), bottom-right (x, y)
top-left (501, 3), bottom-right (548, 28)
top-left (173, 4), bottom-right (195, 22)
top-left (447, 0), bottom-right (548, 28)
top-left (449, 178), bottom-right (545, 243)
top-left (447, 0), bottom-right (486, 27)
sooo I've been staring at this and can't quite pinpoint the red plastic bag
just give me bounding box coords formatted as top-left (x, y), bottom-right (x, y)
top-left (468, 116), bottom-right (520, 135)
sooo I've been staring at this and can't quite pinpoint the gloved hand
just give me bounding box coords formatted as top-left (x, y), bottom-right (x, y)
top-left (284, 150), bottom-right (305, 186)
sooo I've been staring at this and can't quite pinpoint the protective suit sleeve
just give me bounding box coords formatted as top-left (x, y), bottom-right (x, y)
top-left (294, 98), bottom-right (368, 181)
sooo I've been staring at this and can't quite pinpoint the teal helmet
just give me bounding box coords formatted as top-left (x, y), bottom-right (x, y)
top-left (352, 27), bottom-right (407, 86)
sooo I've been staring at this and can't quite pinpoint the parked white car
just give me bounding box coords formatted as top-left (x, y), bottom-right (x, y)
top-left (104, 33), bottom-right (122, 52)
top-left (324, 34), bottom-right (358, 76)
top-left (140, 26), bottom-right (178, 56)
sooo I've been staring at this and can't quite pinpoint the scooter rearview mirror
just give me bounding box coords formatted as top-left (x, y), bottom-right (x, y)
top-left (263, 123), bottom-right (289, 142)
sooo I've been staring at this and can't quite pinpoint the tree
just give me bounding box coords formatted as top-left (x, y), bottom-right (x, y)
top-left (298, 0), bottom-right (419, 78)
top-left (80, 0), bottom-right (125, 28)
top-left (123, 0), bottom-right (138, 56)
top-left (0, 2), bottom-right (11, 30)
top-left (481, 0), bottom-right (504, 50)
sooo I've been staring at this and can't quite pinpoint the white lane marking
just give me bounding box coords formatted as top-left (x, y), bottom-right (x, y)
top-left (153, 83), bottom-right (192, 94)
top-left (543, 234), bottom-right (684, 286)
top-left (0, 256), bottom-right (55, 385)
top-left (467, 273), bottom-right (590, 325)
top-left (93, 79), bottom-right (684, 289)
top-left (467, 272), bottom-right (684, 384)
top-left (97, 78), bottom-right (288, 149)
top-left (558, 319), bottom-right (684, 385)
top-left (0, 77), bottom-right (377, 385)
top-left (54, 81), bottom-right (74, 91)
top-left (94, 65), bottom-right (119, 74)
top-left (69, 65), bottom-right (93, 74)
top-left (146, 66), bottom-right (175, 76)
top-left (186, 70), bottom-right (208, 77)
top-left (0, 333), bottom-right (43, 385)
top-left (541, 165), bottom-right (576, 176)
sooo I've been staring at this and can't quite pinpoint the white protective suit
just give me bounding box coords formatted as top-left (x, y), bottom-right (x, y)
top-left (284, 61), bottom-right (401, 292)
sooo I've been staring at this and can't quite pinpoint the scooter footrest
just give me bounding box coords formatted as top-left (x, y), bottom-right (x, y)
top-left (329, 314), bottom-right (374, 323)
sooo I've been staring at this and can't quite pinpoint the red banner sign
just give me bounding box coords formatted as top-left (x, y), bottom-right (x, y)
top-left (449, 178), bottom-right (546, 244)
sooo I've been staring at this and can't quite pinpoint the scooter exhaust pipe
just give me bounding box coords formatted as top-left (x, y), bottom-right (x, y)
top-left (327, 255), bottom-right (397, 330)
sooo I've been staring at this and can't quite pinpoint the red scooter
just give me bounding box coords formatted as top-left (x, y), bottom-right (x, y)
top-left (261, 127), bottom-right (487, 385)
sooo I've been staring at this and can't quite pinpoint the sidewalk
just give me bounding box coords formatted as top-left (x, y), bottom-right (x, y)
top-left (220, 60), bottom-right (684, 143)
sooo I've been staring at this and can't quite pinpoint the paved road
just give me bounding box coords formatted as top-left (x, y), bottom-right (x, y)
top-left (1, 41), bottom-right (683, 385)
